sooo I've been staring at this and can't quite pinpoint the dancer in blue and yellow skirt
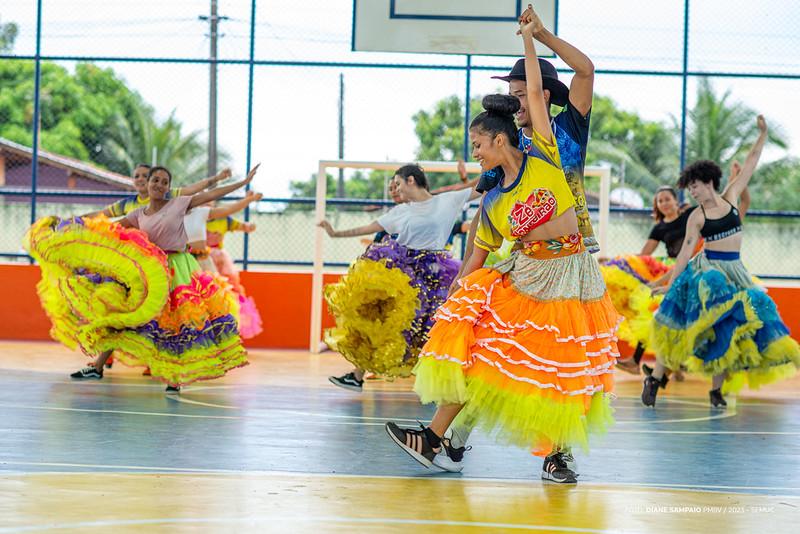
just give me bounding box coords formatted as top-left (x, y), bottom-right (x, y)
top-left (609, 160), bottom-right (756, 380)
top-left (384, 20), bottom-right (620, 485)
top-left (25, 165), bottom-right (259, 392)
top-left (643, 115), bottom-right (800, 408)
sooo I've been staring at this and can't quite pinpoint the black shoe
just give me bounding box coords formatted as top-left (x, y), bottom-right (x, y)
top-left (70, 366), bottom-right (103, 380)
top-left (642, 364), bottom-right (669, 389)
top-left (165, 385), bottom-right (181, 393)
top-left (709, 388), bottom-right (727, 408)
top-left (328, 372), bottom-right (363, 392)
top-left (385, 422), bottom-right (440, 468)
top-left (541, 452), bottom-right (578, 484)
top-left (432, 438), bottom-right (471, 473)
top-left (642, 375), bottom-right (660, 407)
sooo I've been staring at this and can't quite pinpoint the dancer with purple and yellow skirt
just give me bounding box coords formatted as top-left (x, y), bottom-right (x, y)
top-left (384, 19), bottom-right (620, 484)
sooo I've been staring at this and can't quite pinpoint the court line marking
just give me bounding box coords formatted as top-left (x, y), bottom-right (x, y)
top-left (0, 516), bottom-right (610, 533)
top-left (0, 402), bottom-right (775, 432)
top-left (172, 394), bottom-right (740, 426)
top-left (3, 462), bottom-right (800, 497)
top-left (2, 376), bottom-right (796, 408)
top-left (0, 403), bottom-right (242, 420)
top-left (608, 430), bottom-right (800, 435)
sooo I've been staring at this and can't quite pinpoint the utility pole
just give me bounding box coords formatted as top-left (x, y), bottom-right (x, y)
top-left (200, 1), bottom-right (227, 176)
top-left (337, 73), bottom-right (345, 198)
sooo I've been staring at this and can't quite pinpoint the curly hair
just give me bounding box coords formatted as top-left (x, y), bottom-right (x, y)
top-left (678, 160), bottom-right (722, 190)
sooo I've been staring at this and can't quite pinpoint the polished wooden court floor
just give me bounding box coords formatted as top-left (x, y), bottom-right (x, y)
top-left (1, 340), bottom-right (799, 533)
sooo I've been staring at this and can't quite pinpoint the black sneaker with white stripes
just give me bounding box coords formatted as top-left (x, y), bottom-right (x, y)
top-left (70, 366), bottom-right (103, 380)
top-left (328, 372), bottom-right (363, 392)
top-left (385, 422), bottom-right (440, 468)
top-left (541, 452), bottom-right (578, 484)
top-left (165, 385), bottom-right (181, 394)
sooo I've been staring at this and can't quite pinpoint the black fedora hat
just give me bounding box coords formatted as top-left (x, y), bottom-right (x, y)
top-left (491, 58), bottom-right (569, 107)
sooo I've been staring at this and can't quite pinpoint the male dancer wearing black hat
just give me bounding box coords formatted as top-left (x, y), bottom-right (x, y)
top-left (455, 4), bottom-right (598, 285)
top-left (437, 4), bottom-right (597, 483)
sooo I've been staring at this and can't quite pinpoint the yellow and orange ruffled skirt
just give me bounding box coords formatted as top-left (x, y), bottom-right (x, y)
top-left (414, 234), bottom-right (621, 455)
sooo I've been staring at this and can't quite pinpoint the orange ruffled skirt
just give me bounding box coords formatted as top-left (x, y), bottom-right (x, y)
top-left (414, 234), bottom-right (621, 455)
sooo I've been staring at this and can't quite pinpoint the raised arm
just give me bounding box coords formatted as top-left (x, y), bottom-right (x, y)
top-left (318, 219), bottom-right (384, 238)
top-left (519, 20), bottom-right (554, 142)
top-left (431, 178), bottom-right (479, 194)
top-left (721, 160), bottom-right (751, 217)
top-left (431, 160), bottom-right (477, 194)
top-left (208, 191), bottom-right (262, 220)
top-left (520, 4), bottom-right (594, 115)
top-left (189, 165), bottom-right (259, 209)
top-left (724, 115), bottom-right (767, 203)
top-left (178, 168), bottom-right (232, 196)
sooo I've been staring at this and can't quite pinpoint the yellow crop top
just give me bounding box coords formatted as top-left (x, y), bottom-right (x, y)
top-left (475, 130), bottom-right (575, 252)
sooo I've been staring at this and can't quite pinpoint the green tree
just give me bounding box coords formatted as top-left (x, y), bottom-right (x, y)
top-left (747, 158), bottom-right (800, 211)
top-left (101, 109), bottom-right (219, 185)
top-left (288, 170), bottom-right (395, 211)
top-left (288, 85), bottom-right (795, 209)
top-left (0, 17), bottom-right (18, 53)
top-left (686, 78), bottom-right (787, 168)
top-left (587, 95), bottom-right (679, 195)
top-left (0, 60), bottom-right (212, 184)
top-left (289, 95), bottom-right (483, 201)
top-left (412, 95), bottom-right (484, 190)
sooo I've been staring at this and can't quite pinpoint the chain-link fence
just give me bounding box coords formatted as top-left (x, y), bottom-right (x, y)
top-left (1, 0), bottom-right (798, 278)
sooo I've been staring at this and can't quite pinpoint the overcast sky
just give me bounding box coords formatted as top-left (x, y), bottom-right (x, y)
top-left (3, 0), bottom-right (799, 198)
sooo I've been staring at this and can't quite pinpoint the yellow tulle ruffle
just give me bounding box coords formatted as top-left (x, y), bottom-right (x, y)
top-left (324, 258), bottom-right (420, 376)
top-left (24, 216), bottom-right (170, 354)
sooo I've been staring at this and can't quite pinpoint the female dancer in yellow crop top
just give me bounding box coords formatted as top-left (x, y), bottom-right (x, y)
top-left (383, 17), bottom-right (620, 484)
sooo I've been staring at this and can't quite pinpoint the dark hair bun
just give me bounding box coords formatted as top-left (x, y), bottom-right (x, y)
top-left (482, 94), bottom-right (520, 116)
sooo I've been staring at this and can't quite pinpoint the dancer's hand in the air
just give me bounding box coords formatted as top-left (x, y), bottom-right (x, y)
top-left (213, 168), bottom-right (232, 185)
top-left (244, 164), bottom-right (260, 185)
top-left (756, 114), bottom-right (767, 134)
top-left (730, 160), bottom-right (742, 178)
top-left (318, 220), bottom-right (336, 237)
top-left (517, 4), bottom-right (544, 36)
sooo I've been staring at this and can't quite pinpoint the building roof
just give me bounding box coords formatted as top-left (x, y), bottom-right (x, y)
top-left (0, 137), bottom-right (134, 190)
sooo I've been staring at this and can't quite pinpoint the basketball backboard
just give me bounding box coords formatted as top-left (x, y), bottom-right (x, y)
top-left (352, 0), bottom-right (557, 56)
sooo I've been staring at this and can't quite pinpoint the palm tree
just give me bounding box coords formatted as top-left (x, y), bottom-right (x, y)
top-left (746, 157), bottom-right (800, 211)
top-left (100, 108), bottom-right (226, 185)
top-left (685, 78), bottom-right (787, 166)
top-left (587, 95), bottom-right (679, 196)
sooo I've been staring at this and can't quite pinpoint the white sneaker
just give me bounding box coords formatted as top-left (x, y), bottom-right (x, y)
top-left (432, 438), bottom-right (470, 472)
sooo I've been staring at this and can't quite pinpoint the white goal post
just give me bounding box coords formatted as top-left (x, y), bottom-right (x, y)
top-left (309, 160), bottom-right (611, 353)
